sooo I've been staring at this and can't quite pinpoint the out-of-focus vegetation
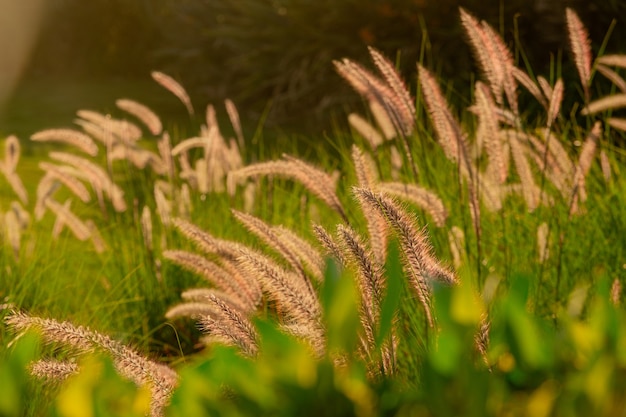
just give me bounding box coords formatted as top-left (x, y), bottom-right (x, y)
top-left (24, 0), bottom-right (626, 127)
top-left (1, 3), bottom-right (625, 416)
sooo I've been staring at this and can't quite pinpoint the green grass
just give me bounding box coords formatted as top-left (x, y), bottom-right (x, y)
top-left (1, 10), bottom-right (626, 416)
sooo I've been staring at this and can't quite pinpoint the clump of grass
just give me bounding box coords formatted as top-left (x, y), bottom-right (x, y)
top-left (0, 6), bottom-right (625, 417)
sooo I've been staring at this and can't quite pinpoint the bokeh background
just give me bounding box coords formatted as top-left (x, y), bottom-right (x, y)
top-left (1, 0), bottom-right (624, 136)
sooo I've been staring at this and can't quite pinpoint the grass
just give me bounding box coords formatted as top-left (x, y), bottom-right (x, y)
top-left (1, 6), bottom-right (626, 417)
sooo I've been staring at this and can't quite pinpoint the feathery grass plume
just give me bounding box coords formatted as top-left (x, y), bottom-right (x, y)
top-left (40, 159), bottom-right (91, 182)
top-left (367, 46), bottom-right (416, 133)
top-left (348, 113), bottom-right (384, 149)
top-left (389, 145), bottom-right (404, 180)
top-left (141, 206), bottom-right (153, 253)
top-left (34, 176), bottom-right (59, 220)
top-left (278, 322), bottom-right (326, 358)
top-left (204, 126), bottom-right (236, 193)
top-left (611, 278), bottom-right (622, 306)
top-left (537, 222), bottom-right (550, 263)
top-left (45, 199), bottom-right (91, 241)
top-left (475, 315), bottom-right (490, 367)
top-left (475, 82), bottom-right (506, 184)
top-left (166, 302), bottom-right (220, 321)
top-left (355, 188), bottom-right (457, 285)
top-left (369, 100), bottom-right (397, 140)
top-left (154, 185), bottom-right (172, 226)
top-left (542, 132), bottom-right (575, 176)
top-left (0, 136), bottom-right (28, 204)
top-left (467, 180), bottom-right (483, 251)
top-left (205, 103), bottom-right (217, 130)
top-left (3, 135), bottom-right (20, 173)
top-left (39, 162), bottom-right (91, 203)
top-left (169, 217), bottom-right (263, 305)
top-left (157, 132), bottom-right (175, 180)
top-left (448, 226), bottom-right (465, 269)
top-left (237, 247), bottom-right (321, 325)
top-left (29, 359), bottom-right (79, 382)
top-left (31, 129), bottom-right (99, 156)
top-left (354, 188), bottom-right (456, 328)
top-left (197, 292), bottom-right (259, 357)
top-left (524, 130), bottom-right (574, 189)
top-left (85, 219), bottom-right (106, 254)
top-left (377, 182), bottom-right (448, 227)
top-left (171, 137), bottom-right (206, 156)
top-left (151, 71), bottom-right (194, 115)
top-left (155, 180), bottom-right (174, 197)
top-left (181, 288), bottom-right (249, 313)
top-left (417, 64), bottom-right (471, 173)
top-left (10, 201), bottom-right (30, 230)
top-left (581, 94), bottom-right (626, 115)
top-left (596, 64), bottom-right (626, 93)
top-left (171, 288), bottom-right (253, 320)
top-left (225, 137), bottom-right (243, 171)
top-left (351, 145), bottom-right (379, 187)
top-left (607, 117), bottom-right (626, 132)
top-left (600, 150), bottom-right (612, 182)
top-left (229, 157), bottom-right (347, 221)
top-left (4, 210), bottom-right (21, 258)
top-left (312, 223), bottom-right (346, 266)
top-left (334, 58), bottom-right (413, 136)
top-left (511, 67), bottom-right (549, 109)
top-left (566, 7), bottom-right (592, 101)
top-left (546, 79), bottom-right (564, 128)
top-left (5, 310), bottom-right (178, 416)
top-left (173, 129), bottom-right (241, 194)
top-left (597, 54), bottom-right (626, 68)
top-left (145, 150), bottom-right (169, 175)
top-left (522, 144), bottom-right (570, 200)
top-left (352, 145), bottom-right (388, 264)
top-left (571, 121), bottom-right (601, 207)
top-left (195, 158), bottom-right (209, 194)
top-left (475, 170), bottom-right (504, 212)
top-left (235, 247), bottom-right (325, 352)
top-left (178, 183), bottom-right (193, 219)
top-left (51, 199), bottom-right (72, 239)
top-left (74, 119), bottom-right (115, 149)
top-left (0, 166), bottom-right (28, 205)
top-left (49, 151), bottom-right (127, 212)
top-left (459, 8), bottom-right (506, 105)
top-left (336, 224), bottom-right (383, 351)
top-left (243, 182), bottom-right (255, 213)
top-left (272, 225), bottom-right (326, 282)
top-left (77, 110), bottom-right (143, 143)
top-left (508, 132), bottom-right (540, 211)
top-left (337, 224), bottom-right (385, 310)
top-left (537, 76), bottom-right (553, 100)
top-left (116, 99), bottom-right (162, 135)
top-left (170, 217), bottom-right (244, 260)
top-left (163, 249), bottom-right (255, 311)
top-left (337, 50), bottom-right (418, 178)
top-left (224, 98), bottom-right (245, 149)
top-left (480, 19), bottom-right (518, 115)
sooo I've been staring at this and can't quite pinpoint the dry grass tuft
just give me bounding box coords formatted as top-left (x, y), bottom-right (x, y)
top-left (5, 310), bottom-right (178, 417)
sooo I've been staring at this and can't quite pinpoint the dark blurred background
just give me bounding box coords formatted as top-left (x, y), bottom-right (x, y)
top-left (6, 0), bottom-right (626, 134)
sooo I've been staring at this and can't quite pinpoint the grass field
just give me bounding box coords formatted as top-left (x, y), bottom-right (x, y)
top-left (1, 7), bottom-right (626, 417)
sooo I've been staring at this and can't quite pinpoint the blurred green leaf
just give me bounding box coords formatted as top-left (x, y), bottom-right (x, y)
top-left (0, 332), bottom-right (40, 417)
top-left (505, 276), bottom-right (553, 370)
top-left (54, 355), bottom-right (150, 417)
top-left (321, 258), bottom-right (360, 354)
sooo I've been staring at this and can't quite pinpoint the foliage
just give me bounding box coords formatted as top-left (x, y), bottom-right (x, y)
top-left (0, 5), bottom-right (625, 417)
top-left (5, 274), bottom-right (626, 416)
